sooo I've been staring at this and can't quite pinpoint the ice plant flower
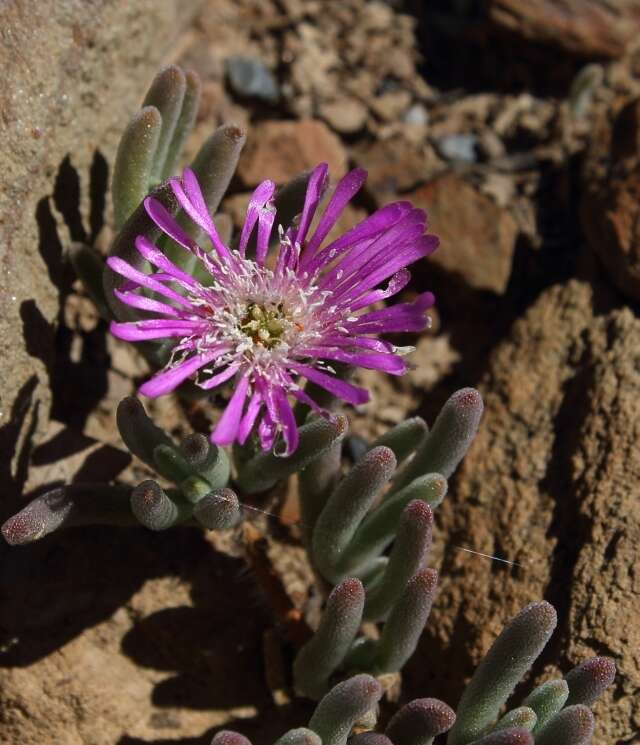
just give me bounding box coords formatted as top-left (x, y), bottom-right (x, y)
top-left (108, 164), bottom-right (438, 454)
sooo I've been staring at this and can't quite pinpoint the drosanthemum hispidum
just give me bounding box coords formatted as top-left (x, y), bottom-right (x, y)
top-left (108, 163), bottom-right (438, 454)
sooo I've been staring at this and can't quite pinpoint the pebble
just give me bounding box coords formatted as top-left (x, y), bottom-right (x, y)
top-left (320, 97), bottom-right (368, 134)
top-left (435, 133), bottom-right (477, 163)
top-left (225, 56), bottom-right (279, 104)
top-left (404, 103), bottom-right (429, 127)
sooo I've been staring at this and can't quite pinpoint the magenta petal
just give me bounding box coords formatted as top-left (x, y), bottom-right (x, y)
top-left (239, 180), bottom-right (276, 257)
top-left (301, 201), bottom-right (413, 274)
top-left (255, 204), bottom-right (276, 266)
top-left (318, 335), bottom-right (394, 353)
top-left (289, 363), bottom-right (369, 405)
top-left (258, 409), bottom-right (276, 451)
top-left (110, 319), bottom-right (205, 342)
top-left (113, 289), bottom-right (183, 318)
top-left (237, 390), bottom-right (263, 445)
top-left (295, 163), bottom-right (329, 248)
top-left (301, 347), bottom-right (406, 375)
top-left (106, 256), bottom-right (192, 308)
top-left (144, 197), bottom-right (197, 252)
top-left (134, 236), bottom-right (198, 288)
top-left (273, 388), bottom-right (298, 456)
top-left (334, 235), bottom-right (438, 305)
top-left (305, 167), bottom-right (367, 256)
top-left (182, 168), bottom-right (211, 222)
top-left (211, 375), bottom-right (250, 445)
top-left (197, 363), bottom-right (239, 390)
top-left (140, 352), bottom-right (223, 398)
top-left (170, 175), bottom-right (213, 234)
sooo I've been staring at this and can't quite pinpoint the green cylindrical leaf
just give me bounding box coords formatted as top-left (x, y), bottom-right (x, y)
top-left (131, 480), bottom-right (190, 530)
top-left (339, 473), bottom-right (446, 577)
top-left (368, 417), bottom-right (428, 464)
top-left (153, 443), bottom-right (191, 483)
top-left (363, 501), bottom-right (433, 622)
top-left (447, 602), bottom-right (557, 745)
top-left (565, 656), bottom-right (616, 707)
top-left (522, 679), bottom-right (568, 734)
top-left (294, 578), bottom-right (365, 700)
top-left (116, 396), bottom-right (174, 471)
top-left (112, 105), bottom-right (161, 231)
top-left (142, 65), bottom-right (187, 184)
top-left (299, 437), bottom-right (342, 547)
top-left (395, 388), bottom-right (483, 490)
top-left (273, 729), bottom-right (321, 745)
top-left (385, 697), bottom-right (456, 745)
top-left (1, 485), bottom-right (134, 545)
top-left (492, 707), bottom-right (536, 733)
top-left (236, 415), bottom-right (348, 494)
top-left (534, 705), bottom-right (595, 745)
top-left (161, 68), bottom-right (201, 179)
top-left (312, 447), bottom-right (397, 584)
top-left (467, 730), bottom-right (533, 745)
top-left (308, 674), bottom-right (383, 745)
top-left (180, 433), bottom-right (231, 490)
top-left (374, 568), bottom-right (438, 674)
top-left (105, 180), bottom-right (177, 320)
top-left (350, 734), bottom-right (392, 745)
top-left (193, 488), bottom-right (241, 530)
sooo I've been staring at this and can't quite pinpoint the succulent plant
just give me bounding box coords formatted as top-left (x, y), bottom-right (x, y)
top-left (207, 606), bottom-right (614, 745)
top-left (2, 63), bottom-right (618, 745)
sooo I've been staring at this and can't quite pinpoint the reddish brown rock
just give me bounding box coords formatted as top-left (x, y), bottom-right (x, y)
top-left (581, 96), bottom-right (640, 301)
top-left (237, 119), bottom-right (348, 186)
top-left (352, 137), bottom-right (435, 200)
top-left (407, 173), bottom-right (519, 294)
top-left (487, 0), bottom-right (640, 59)
top-left (409, 280), bottom-right (639, 745)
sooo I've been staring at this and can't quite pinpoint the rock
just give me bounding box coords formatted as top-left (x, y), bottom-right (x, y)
top-left (410, 280), bottom-right (639, 745)
top-left (352, 137), bottom-right (435, 200)
top-left (581, 96), bottom-right (640, 301)
top-left (434, 133), bottom-right (478, 163)
top-left (406, 173), bottom-right (519, 294)
top-left (487, 0), bottom-right (640, 59)
top-left (225, 56), bottom-right (279, 103)
top-left (0, 0), bottom-right (197, 496)
top-left (0, 527), bottom-right (286, 743)
top-left (404, 103), bottom-right (429, 127)
top-left (319, 97), bottom-right (368, 134)
top-left (237, 119), bottom-right (348, 186)
top-left (370, 90), bottom-right (412, 122)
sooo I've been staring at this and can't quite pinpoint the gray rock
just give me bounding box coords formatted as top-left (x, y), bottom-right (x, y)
top-left (226, 56), bottom-right (279, 103)
top-left (435, 133), bottom-right (477, 162)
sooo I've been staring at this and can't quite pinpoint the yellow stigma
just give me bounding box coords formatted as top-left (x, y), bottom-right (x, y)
top-left (240, 302), bottom-right (287, 348)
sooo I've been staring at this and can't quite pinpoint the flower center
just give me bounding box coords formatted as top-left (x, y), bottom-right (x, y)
top-left (239, 302), bottom-right (287, 348)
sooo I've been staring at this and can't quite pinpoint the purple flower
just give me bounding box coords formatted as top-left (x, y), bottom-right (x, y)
top-left (108, 164), bottom-right (438, 455)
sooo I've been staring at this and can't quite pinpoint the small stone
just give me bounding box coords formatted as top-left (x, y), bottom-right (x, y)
top-left (352, 137), bottom-right (430, 199)
top-left (319, 97), bottom-right (368, 134)
top-left (370, 90), bottom-right (412, 122)
top-left (434, 133), bottom-right (478, 163)
top-left (225, 56), bottom-right (279, 103)
top-left (404, 103), bottom-right (429, 127)
top-left (237, 119), bottom-right (347, 186)
top-left (477, 129), bottom-right (506, 160)
top-left (407, 172), bottom-right (518, 294)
